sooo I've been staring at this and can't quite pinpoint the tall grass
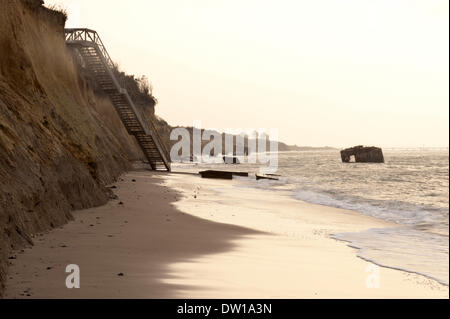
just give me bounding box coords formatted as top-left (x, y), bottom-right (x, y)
top-left (44, 3), bottom-right (68, 21)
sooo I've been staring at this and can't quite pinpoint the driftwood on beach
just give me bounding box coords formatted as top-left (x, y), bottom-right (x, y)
top-left (340, 146), bottom-right (384, 163)
top-left (199, 170), bottom-right (249, 179)
top-left (199, 170), bottom-right (280, 181)
top-left (256, 174), bottom-right (279, 181)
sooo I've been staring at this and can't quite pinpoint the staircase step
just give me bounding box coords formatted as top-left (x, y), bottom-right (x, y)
top-left (66, 30), bottom-right (170, 171)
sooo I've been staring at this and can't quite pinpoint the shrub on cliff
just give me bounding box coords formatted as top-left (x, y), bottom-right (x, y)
top-left (112, 65), bottom-right (158, 115)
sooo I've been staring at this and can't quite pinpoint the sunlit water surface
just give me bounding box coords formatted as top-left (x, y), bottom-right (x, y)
top-left (173, 148), bottom-right (449, 285)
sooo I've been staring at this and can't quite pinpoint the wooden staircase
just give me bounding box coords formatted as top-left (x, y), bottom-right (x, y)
top-left (65, 28), bottom-right (171, 171)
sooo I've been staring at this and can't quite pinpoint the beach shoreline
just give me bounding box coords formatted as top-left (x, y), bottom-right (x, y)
top-left (4, 169), bottom-right (448, 299)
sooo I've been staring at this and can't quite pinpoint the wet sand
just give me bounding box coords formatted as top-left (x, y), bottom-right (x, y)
top-left (4, 170), bottom-right (449, 298)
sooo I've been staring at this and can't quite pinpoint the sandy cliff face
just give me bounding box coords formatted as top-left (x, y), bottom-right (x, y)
top-left (0, 0), bottom-right (146, 295)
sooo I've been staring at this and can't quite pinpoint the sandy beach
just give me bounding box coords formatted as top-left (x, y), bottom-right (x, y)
top-left (4, 170), bottom-right (448, 299)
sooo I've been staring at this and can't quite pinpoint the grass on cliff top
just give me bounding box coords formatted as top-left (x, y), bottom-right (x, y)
top-left (112, 64), bottom-right (158, 110)
top-left (44, 3), bottom-right (68, 21)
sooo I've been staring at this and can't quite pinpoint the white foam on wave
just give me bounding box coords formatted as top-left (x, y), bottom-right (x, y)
top-left (235, 178), bottom-right (449, 286)
top-left (291, 187), bottom-right (442, 227)
top-left (226, 152), bottom-right (449, 286)
top-left (332, 227), bottom-right (449, 286)
top-left (235, 175), bottom-right (446, 230)
top-left (288, 186), bottom-right (449, 285)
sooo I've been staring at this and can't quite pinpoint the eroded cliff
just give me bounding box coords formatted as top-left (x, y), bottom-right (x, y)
top-left (0, 0), bottom-right (151, 294)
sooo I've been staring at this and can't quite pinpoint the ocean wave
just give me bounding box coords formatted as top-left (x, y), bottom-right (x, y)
top-left (290, 187), bottom-right (447, 230)
top-left (332, 227), bottom-right (449, 286)
top-left (226, 149), bottom-right (449, 287)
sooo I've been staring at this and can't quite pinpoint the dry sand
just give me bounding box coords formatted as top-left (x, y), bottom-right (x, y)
top-left (4, 170), bottom-right (449, 298)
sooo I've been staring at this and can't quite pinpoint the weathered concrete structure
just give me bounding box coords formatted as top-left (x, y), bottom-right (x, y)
top-left (340, 146), bottom-right (384, 163)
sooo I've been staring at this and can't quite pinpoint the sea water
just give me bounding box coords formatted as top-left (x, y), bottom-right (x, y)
top-left (173, 148), bottom-right (449, 285)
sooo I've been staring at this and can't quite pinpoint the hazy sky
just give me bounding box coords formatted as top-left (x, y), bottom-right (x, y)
top-left (47, 0), bottom-right (449, 147)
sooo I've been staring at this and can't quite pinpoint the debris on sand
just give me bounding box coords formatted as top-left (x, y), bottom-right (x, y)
top-left (199, 170), bottom-right (249, 180)
top-left (256, 174), bottom-right (279, 181)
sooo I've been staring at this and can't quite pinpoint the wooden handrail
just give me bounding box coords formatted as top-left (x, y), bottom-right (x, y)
top-left (64, 28), bottom-right (171, 171)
